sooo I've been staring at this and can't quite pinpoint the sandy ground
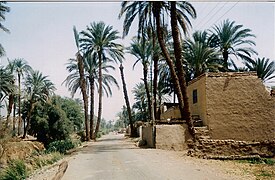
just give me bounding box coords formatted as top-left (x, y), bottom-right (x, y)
top-left (28, 133), bottom-right (266, 180)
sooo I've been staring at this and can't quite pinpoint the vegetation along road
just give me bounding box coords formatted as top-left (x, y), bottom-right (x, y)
top-left (59, 133), bottom-right (249, 180)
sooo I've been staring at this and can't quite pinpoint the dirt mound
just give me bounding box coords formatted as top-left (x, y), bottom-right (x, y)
top-left (0, 139), bottom-right (44, 167)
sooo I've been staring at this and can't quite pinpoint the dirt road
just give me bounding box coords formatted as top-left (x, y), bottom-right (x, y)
top-left (60, 133), bottom-right (251, 180)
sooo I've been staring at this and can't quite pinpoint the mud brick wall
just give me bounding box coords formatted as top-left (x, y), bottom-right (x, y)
top-left (156, 125), bottom-right (190, 151)
top-left (188, 139), bottom-right (275, 158)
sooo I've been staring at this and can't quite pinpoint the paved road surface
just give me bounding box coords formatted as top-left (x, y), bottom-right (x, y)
top-left (62, 133), bottom-right (244, 180)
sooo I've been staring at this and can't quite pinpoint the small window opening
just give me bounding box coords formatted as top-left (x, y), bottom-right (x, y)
top-left (193, 89), bottom-right (198, 104)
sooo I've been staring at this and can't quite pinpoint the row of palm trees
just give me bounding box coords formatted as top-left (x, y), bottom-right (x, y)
top-left (0, 58), bottom-right (55, 138)
top-left (1, 3), bottom-right (57, 138)
top-left (64, 22), bottom-right (123, 141)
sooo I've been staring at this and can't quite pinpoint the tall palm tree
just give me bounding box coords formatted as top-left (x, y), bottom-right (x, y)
top-left (84, 52), bottom-right (119, 139)
top-left (211, 19), bottom-right (257, 70)
top-left (0, 2), bottom-right (10, 57)
top-left (119, 64), bottom-right (134, 137)
top-left (72, 26), bottom-right (90, 141)
top-left (183, 31), bottom-right (222, 79)
top-left (7, 58), bottom-right (32, 135)
top-left (119, 1), bottom-right (160, 120)
top-left (23, 70), bottom-right (55, 138)
top-left (80, 21), bottom-right (123, 139)
top-left (127, 37), bottom-right (153, 120)
top-left (245, 57), bottom-right (275, 83)
top-left (169, 1), bottom-right (197, 137)
top-left (151, 1), bottom-right (197, 137)
top-left (64, 53), bottom-right (119, 139)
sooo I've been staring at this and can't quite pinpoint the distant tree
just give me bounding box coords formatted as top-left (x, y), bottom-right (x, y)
top-left (7, 58), bottom-right (32, 135)
top-left (127, 37), bottom-right (153, 120)
top-left (132, 82), bottom-right (148, 121)
top-left (23, 70), bottom-right (55, 138)
top-left (211, 19), bottom-right (257, 70)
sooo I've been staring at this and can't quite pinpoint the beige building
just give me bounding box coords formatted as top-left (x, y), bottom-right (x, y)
top-left (187, 72), bottom-right (275, 141)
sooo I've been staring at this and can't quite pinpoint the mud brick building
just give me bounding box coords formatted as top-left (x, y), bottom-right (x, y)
top-left (187, 72), bottom-right (275, 141)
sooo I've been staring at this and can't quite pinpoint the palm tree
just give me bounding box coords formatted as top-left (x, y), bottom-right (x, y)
top-left (127, 37), bottom-right (153, 120)
top-left (151, 1), bottom-right (197, 137)
top-left (0, 66), bottom-right (14, 117)
top-left (7, 58), bottom-right (32, 135)
top-left (169, 1), bottom-right (197, 137)
top-left (72, 26), bottom-right (90, 141)
top-left (23, 70), bottom-right (55, 138)
top-left (245, 57), bottom-right (275, 83)
top-left (183, 31), bottom-right (222, 79)
top-left (80, 21), bottom-right (123, 139)
top-left (132, 82), bottom-right (148, 121)
top-left (119, 64), bottom-right (134, 137)
top-left (84, 52), bottom-right (119, 139)
top-left (64, 53), bottom-right (119, 139)
top-left (119, 1), bottom-right (161, 120)
top-left (0, 2), bottom-right (10, 57)
top-left (211, 19), bottom-right (257, 70)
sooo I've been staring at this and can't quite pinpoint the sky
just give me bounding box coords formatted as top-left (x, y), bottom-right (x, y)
top-left (1, 1), bottom-right (274, 121)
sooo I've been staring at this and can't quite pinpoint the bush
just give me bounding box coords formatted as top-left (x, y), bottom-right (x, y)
top-left (33, 152), bottom-right (63, 168)
top-left (46, 139), bottom-right (75, 154)
top-left (96, 132), bottom-right (102, 139)
top-left (0, 160), bottom-right (27, 180)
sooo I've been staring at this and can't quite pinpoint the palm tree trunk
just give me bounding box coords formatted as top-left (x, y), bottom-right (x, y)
top-left (77, 53), bottom-right (90, 141)
top-left (89, 75), bottom-right (95, 140)
top-left (222, 49), bottom-right (229, 70)
top-left (119, 64), bottom-right (134, 137)
top-left (12, 100), bottom-right (16, 135)
top-left (153, 2), bottom-right (187, 132)
top-left (170, 2), bottom-right (195, 138)
top-left (18, 74), bottom-right (21, 136)
top-left (94, 52), bottom-right (103, 140)
top-left (6, 94), bottom-right (14, 128)
top-left (23, 101), bottom-right (34, 139)
top-left (143, 62), bottom-right (151, 121)
top-left (152, 34), bottom-right (159, 120)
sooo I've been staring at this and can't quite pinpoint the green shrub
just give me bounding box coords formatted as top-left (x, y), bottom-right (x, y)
top-left (96, 132), bottom-right (102, 139)
top-left (46, 139), bottom-right (75, 154)
top-left (263, 158), bottom-right (275, 165)
top-left (0, 160), bottom-right (27, 180)
top-left (33, 152), bottom-right (62, 168)
top-left (239, 158), bottom-right (275, 165)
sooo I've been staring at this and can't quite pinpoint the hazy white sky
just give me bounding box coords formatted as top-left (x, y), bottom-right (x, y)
top-left (1, 1), bottom-right (274, 121)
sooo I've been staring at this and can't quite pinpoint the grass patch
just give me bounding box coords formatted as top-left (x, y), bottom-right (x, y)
top-left (238, 158), bottom-right (275, 165)
top-left (257, 170), bottom-right (272, 177)
top-left (32, 152), bottom-right (63, 169)
top-left (0, 160), bottom-right (27, 180)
